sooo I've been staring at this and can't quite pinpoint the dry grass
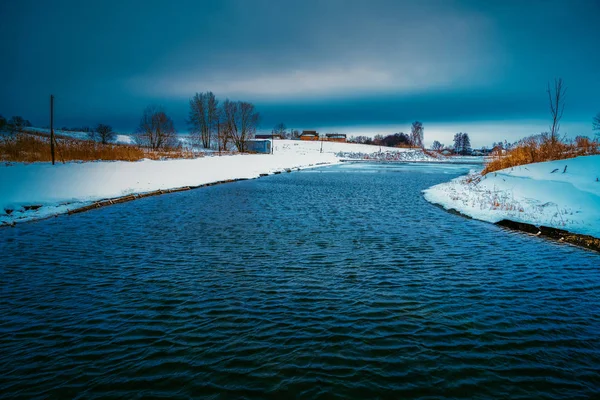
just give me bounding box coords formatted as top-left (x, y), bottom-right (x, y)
top-left (483, 133), bottom-right (599, 174)
top-left (0, 133), bottom-right (198, 162)
top-left (423, 148), bottom-right (445, 159)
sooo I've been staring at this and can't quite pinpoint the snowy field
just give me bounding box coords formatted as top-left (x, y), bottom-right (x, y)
top-left (423, 155), bottom-right (600, 238)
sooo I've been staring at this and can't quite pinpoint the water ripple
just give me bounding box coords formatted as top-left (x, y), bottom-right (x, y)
top-left (1, 163), bottom-right (599, 399)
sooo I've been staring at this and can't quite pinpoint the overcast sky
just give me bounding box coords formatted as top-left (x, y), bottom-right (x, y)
top-left (1, 0), bottom-right (599, 146)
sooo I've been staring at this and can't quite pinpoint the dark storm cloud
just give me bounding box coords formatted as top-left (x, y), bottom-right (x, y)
top-left (1, 0), bottom-right (599, 140)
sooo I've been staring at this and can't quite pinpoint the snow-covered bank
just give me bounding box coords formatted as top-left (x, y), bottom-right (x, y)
top-left (0, 149), bottom-right (337, 225)
top-left (423, 155), bottom-right (600, 238)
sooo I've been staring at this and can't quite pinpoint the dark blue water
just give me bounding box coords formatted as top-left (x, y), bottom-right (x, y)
top-left (1, 163), bottom-right (599, 399)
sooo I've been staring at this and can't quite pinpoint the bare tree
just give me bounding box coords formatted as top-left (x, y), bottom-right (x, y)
top-left (372, 134), bottom-right (384, 145)
top-left (410, 121), bottom-right (424, 148)
top-left (189, 92), bottom-right (209, 148)
top-left (453, 133), bottom-right (463, 154)
top-left (461, 133), bottom-right (471, 155)
top-left (216, 104), bottom-right (229, 152)
top-left (221, 100), bottom-right (260, 152)
top-left (7, 116), bottom-right (28, 134)
top-left (189, 91), bottom-right (220, 149)
top-left (239, 102), bottom-right (260, 152)
top-left (593, 112), bottom-right (600, 135)
top-left (272, 123), bottom-right (287, 137)
top-left (547, 78), bottom-right (566, 146)
top-left (431, 140), bottom-right (443, 151)
top-left (290, 129), bottom-right (300, 139)
top-left (89, 123), bottom-right (116, 144)
top-left (135, 105), bottom-right (178, 150)
top-left (207, 92), bottom-right (219, 147)
top-left (221, 99), bottom-right (239, 152)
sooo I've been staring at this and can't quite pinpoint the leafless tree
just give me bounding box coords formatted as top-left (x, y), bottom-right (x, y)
top-left (593, 112), bottom-right (600, 135)
top-left (221, 99), bottom-right (238, 151)
top-left (461, 133), bottom-right (471, 155)
top-left (135, 105), bottom-right (178, 150)
top-left (189, 91), bottom-right (220, 149)
top-left (239, 102), bottom-right (260, 151)
top-left (547, 78), bottom-right (566, 146)
top-left (452, 133), bottom-right (472, 155)
top-left (189, 92), bottom-right (208, 148)
top-left (372, 134), bottom-right (384, 145)
top-left (207, 92), bottom-right (219, 147)
top-left (221, 100), bottom-right (260, 152)
top-left (431, 140), bottom-right (443, 151)
top-left (272, 123), bottom-right (287, 137)
top-left (7, 116), bottom-right (29, 134)
top-left (215, 105), bottom-right (229, 152)
top-left (410, 121), bottom-right (424, 148)
top-left (89, 123), bottom-right (116, 144)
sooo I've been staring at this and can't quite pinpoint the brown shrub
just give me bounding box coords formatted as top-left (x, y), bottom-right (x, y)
top-left (0, 133), bottom-right (199, 163)
top-left (423, 149), bottom-right (445, 159)
top-left (483, 133), bottom-right (599, 175)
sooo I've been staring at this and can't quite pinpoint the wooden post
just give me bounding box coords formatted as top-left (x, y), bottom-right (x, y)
top-left (50, 95), bottom-right (55, 165)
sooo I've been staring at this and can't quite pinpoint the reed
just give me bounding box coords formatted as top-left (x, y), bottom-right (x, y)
top-left (0, 133), bottom-right (200, 162)
top-left (483, 133), bottom-right (599, 174)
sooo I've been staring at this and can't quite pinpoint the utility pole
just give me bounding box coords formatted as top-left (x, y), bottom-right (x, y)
top-left (217, 121), bottom-right (221, 156)
top-left (50, 94), bottom-right (55, 165)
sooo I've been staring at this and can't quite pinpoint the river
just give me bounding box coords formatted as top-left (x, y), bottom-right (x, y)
top-left (1, 162), bottom-right (599, 399)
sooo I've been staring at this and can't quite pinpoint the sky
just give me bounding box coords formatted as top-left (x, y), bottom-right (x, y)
top-left (1, 0), bottom-right (599, 147)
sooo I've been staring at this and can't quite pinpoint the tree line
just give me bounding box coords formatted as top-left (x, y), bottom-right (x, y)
top-left (2, 93), bottom-right (599, 153)
top-left (349, 121), bottom-right (424, 147)
top-left (270, 123), bottom-right (301, 139)
top-left (346, 121), bottom-right (475, 155)
top-left (0, 115), bottom-right (33, 134)
top-left (128, 93), bottom-right (261, 152)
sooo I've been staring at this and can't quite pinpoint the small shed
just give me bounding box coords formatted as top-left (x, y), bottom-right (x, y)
top-left (300, 130), bottom-right (319, 141)
top-left (326, 133), bottom-right (347, 142)
top-left (245, 139), bottom-right (272, 154)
